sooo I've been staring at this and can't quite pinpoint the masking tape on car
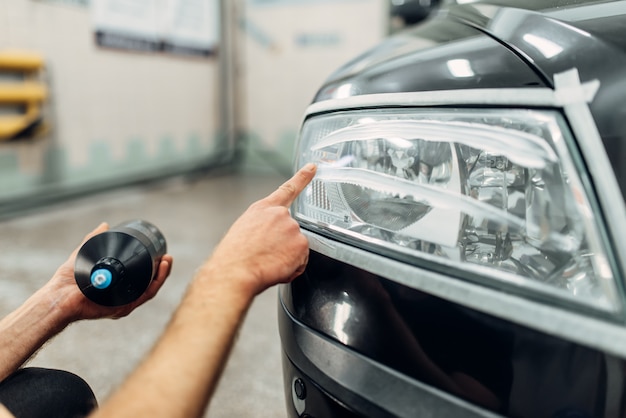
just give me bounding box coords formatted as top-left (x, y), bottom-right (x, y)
top-left (553, 69), bottom-right (600, 106)
top-left (306, 68), bottom-right (598, 116)
top-left (554, 69), bottom-right (626, 282)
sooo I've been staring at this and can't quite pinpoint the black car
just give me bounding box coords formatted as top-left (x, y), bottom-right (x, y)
top-left (279, 1), bottom-right (626, 417)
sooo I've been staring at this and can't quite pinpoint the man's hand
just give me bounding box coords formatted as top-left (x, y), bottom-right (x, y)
top-left (1, 224), bottom-right (173, 382)
top-left (44, 223), bottom-right (173, 323)
top-left (202, 163), bottom-right (317, 296)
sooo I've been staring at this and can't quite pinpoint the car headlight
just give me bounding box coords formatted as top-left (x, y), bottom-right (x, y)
top-left (293, 108), bottom-right (618, 311)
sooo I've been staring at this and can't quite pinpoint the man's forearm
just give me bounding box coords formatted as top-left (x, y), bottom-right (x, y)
top-left (90, 262), bottom-right (256, 418)
top-left (90, 164), bottom-right (315, 417)
top-left (0, 284), bottom-right (73, 381)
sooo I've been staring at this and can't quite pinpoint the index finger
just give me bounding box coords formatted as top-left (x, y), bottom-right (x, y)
top-left (265, 163), bottom-right (317, 207)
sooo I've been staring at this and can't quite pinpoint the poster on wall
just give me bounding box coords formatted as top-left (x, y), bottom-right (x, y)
top-left (161, 0), bottom-right (220, 57)
top-left (92, 0), bottom-right (161, 52)
top-left (92, 0), bottom-right (219, 57)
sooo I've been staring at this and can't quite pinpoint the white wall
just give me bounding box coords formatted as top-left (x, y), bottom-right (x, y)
top-left (0, 0), bottom-right (223, 210)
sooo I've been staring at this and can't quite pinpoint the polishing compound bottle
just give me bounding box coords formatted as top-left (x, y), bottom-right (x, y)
top-left (74, 220), bottom-right (167, 306)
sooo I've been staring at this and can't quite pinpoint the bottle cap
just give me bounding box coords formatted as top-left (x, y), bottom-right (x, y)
top-left (90, 268), bottom-right (113, 289)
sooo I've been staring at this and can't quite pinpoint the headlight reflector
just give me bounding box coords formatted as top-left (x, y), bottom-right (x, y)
top-left (294, 108), bottom-right (618, 311)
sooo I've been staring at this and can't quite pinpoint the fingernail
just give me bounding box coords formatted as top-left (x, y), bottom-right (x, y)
top-left (303, 163), bottom-right (316, 172)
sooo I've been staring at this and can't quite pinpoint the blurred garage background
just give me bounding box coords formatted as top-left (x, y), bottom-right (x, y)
top-left (0, 0), bottom-right (427, 416)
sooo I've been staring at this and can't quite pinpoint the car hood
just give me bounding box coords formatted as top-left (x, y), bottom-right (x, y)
top-left (313, 10), bottom-right (547, 101)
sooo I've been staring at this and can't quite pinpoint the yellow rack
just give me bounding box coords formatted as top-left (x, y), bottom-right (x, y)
top-left (0, 50), bottom-right (48, 141)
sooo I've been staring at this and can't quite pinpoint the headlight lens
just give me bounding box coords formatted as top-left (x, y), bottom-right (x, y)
top-left (294, 108), bottom-right (618, 311)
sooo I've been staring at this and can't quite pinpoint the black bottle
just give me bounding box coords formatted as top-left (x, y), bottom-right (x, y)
top-left (74, 220), bottom-right (167, 306)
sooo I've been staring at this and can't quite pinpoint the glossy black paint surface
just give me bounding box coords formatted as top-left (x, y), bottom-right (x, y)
top-left (314, 18), bottom-right (547, 101)
top-left (281, 251), bottom-right (623, 417)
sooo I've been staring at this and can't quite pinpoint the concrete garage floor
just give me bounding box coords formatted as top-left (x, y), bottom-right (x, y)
top-left (0, 170), bottom-right (291, 417)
